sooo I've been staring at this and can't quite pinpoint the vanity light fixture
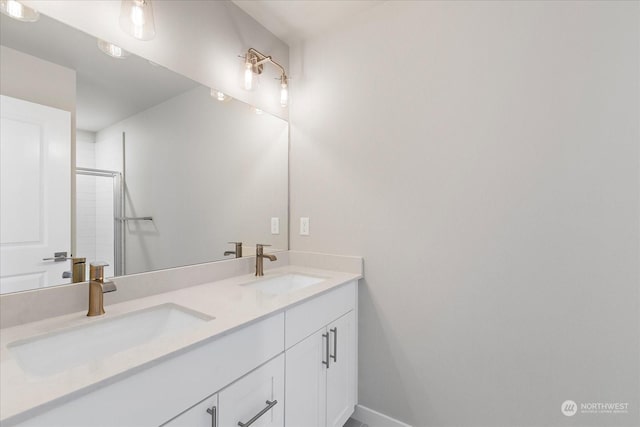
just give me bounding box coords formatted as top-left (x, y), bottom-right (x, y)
top-left (119, 0), bottom-right (156, 41)
top-left (97, 39), bottom-right (129, 59)
top-left (0, 0), bottom-right (39, 22)
top-left (243, 48), bottom-right (289, 108)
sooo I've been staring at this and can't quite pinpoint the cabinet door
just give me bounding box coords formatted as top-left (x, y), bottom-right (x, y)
top-left (326, 311), bottom-right (356, 427)
top-left (218, 354), bottom-right (284, 427)
top-left (162, 394), bottom-right (218, 427)
top-left (285, 328), bottom-right (327, 427)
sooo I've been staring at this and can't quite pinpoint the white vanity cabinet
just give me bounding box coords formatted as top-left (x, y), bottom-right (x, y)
top-left (6, 280), bottom-right (358, 427)
top-left (164, 355), bottom-right (284, 427)
top-left (285, 282), bottom-right (357, 427)
top-left (325, 311), bottom-right (356, 427)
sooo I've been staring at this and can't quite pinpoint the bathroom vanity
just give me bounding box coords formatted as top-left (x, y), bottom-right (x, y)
top-left (0, 253), bottom-right (361, 427)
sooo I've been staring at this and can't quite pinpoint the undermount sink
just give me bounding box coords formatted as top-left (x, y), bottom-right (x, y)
top-left (243, 273), bottom-right (325, 296)
top-left (8, 303), bottom-right (214, 377)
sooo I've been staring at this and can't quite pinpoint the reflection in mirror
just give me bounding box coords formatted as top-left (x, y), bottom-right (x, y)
top-left (0, 12), bottom-right (288, 294)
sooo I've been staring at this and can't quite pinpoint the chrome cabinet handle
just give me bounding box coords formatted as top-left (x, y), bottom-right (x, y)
top-left (322, 332), bottom-right (330, 368)
top-left (206, 406), bottom-right (217, 427)
top-left (237, 400), bottom-right (277, 427)
top-left (330, 327), bottom-right (337, 362)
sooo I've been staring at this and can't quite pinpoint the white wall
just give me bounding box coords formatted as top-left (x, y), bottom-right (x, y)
top-left (97, 86), bottom-right (288, 275)
top-left (289, 1), bottom-right (639, 426)
top-left (0, 45), bottom-right (78, 255)
top-left (0, 46), bottom-right (75, 113)
top-left (23, 0), bottom-right (289, 120)
top-left (76, 130), bottom-right (96, 168)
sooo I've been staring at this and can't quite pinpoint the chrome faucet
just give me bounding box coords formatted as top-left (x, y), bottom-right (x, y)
top-left (255, 244), bottom-right (277, 276)
top-left (87, 262), bottom-right (117, 317)
top-left (224, 242), bottom-right (243, 258)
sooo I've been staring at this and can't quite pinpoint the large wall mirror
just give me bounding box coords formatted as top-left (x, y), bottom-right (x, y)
top-left (0, 12), bottom-right (288, 294)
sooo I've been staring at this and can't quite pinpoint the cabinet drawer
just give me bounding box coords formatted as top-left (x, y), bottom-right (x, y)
top-left (218, 354), bottom-right (284, 427)
top-left (163, 394), bottom-right (218, 427)
top-left (285, 281), bottom-right (356, 349)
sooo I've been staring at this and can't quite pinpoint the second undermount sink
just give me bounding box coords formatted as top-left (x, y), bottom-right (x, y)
top-left (243, 273), bottom-right (325, 296)
top-left (8, 303), bottom-right (214, 377)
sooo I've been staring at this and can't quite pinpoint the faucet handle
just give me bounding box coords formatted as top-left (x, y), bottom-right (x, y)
top-left (90, 261), bottom-right (110, 268)
top-left (256, 244), bottom-right (272, 248)
top-left (89, 262), bottom-right (110, 281)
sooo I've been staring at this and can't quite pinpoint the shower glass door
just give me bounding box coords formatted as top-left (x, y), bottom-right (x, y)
top-left (75, 168), bottom-right (123, 277)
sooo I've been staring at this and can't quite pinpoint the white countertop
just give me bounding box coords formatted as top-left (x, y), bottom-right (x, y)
top-left (0, 264), bottom-right (361, 422)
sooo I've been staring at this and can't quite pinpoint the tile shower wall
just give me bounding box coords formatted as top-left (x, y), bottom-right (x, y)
top-left (76, 131), bottom-right (96, 264)
top-left (76, 130), bottom-right (115, 277)
top-left (95, 177), bottom-right (115, 278)
top-left (75, 174), bottom-right (96, 263)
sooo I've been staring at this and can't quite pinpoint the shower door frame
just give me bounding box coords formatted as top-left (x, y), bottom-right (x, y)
top-left (75, 167), bottom-right (124, 277)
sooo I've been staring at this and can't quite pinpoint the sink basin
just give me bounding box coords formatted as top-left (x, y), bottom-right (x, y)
top-left (243, 273), bottom-right (325, 296)
top-left (8, 303), bottom-right (213, 376)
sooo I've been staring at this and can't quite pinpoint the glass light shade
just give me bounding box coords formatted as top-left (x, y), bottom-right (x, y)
top-left (255, 108), bottom-right (263, 115)
top-left (97, 39), bottom-right (129, 59)
top-left (280, 82), bottom-right (288, 108)
top-left (119, 0), bottom-right (156, 41)
top-left (0, 0), bottom-right (39, 22)
top-left (244, 62), bottom-right (254, 91)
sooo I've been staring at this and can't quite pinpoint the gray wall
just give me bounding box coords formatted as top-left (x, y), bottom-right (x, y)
top-left (95, 86), bottom-right (288, 275)
top-left (289, 1), bottom-right (639, 426)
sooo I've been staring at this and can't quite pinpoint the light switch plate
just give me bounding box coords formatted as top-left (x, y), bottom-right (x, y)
top-left (271, 217), bottom-right (280, 234)
top-left (300, 217), bottom-right (309, 236)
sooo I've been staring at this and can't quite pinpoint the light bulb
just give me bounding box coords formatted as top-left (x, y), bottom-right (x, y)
top-left (119, 0), bottom-right (156, 41)
top-left (130, 2), bottom-right (145, 26)
top-left (255, 108), bottom-right (263, 115)
top-left (244, 62), bottom-right (254, 91)
top-left (280, 82), bottom-right (288, 108)
top-left (97, 39), bottom-right (129, 59)
top-left (6, 0), bottom-right (21, 17)
top-left (0, 0), bottom-right (39, 22)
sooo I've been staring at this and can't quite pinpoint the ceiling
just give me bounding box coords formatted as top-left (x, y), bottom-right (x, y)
top-left (232, 0), bottom-right (384, 45)
top-left (0, 13), bottom-right (198, 132)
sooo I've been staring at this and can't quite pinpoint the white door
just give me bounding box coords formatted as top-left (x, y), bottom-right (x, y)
top-left (326, 311), bottom-right (356, 427)
top-left (0, 95), bottom-right (71, 293)
top-left (285, 328), bottom-right (327, 427)
top-left (218, 354), bottom-right (284, 427)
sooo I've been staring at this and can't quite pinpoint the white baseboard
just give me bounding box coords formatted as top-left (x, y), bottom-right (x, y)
top-left (352, 404), bottom-right (412, 427)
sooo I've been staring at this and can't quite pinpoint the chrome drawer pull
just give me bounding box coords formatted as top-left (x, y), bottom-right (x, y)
top-left (237, 400), bottom-right (277, 427)
top-left (322, 332), bottom-right (330, 367)
top-left (330, 327), bottom-right (337, 362)
top-left (206, 406), bottom-right (217, 427)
